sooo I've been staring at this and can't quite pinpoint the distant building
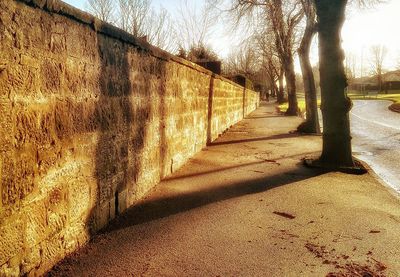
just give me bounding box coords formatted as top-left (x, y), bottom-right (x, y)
top-left (224, 74), bottom-right (254, 90)
top-left (383, 70), bottom-right (400, 90)
top-left (348, 70), bottom-right (400, 92)
top-left (196, 60), bottom-right (221, 75)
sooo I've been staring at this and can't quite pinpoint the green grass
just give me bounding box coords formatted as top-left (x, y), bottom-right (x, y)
top-left (347, 90), bottom-right (400, 104)
top-left (278, 99), bottom-right (320, 114)
top-left (347, 91), bottom-right (400, 112)
top-left (278, 90), bottom-right (400, 114)
top-left (278, 102), bottom-right (299, 113)
top-left (376, 94), bottom-right (400, 103)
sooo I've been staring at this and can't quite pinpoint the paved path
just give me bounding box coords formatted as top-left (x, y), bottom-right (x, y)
top-left (351, 100), bottom-right (400, 194)
top-left (49, 102), bottom-right (400, 277)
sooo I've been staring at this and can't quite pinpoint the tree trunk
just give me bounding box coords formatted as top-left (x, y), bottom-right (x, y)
top-left (277, 69), bottom-right (285, 104)
top-left (315, 0), bottom-right (354, 167)
top-left (271, 81), bottom-right (278, 97)
top-left (378, 74), bottom-right (382, 93)
top-left (270, 0), bottom-right (299, 115)
top-left (267, 68), bottom-right (277, 98)
top-left (283, 56), bottom-right (298, 115)
top-left (298, 4), bottom-right (320, 134)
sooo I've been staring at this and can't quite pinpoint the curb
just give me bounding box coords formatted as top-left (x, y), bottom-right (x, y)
top-left (355, 158), bottom-right (400, 199)
top-left (389, 103), bottom-right (400, 113)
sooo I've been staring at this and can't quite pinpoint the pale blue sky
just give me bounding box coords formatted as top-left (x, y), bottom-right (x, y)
top-left (62, 0), bottom-right (84, 10)
top-left (62, 0), bottom-right (181, 11)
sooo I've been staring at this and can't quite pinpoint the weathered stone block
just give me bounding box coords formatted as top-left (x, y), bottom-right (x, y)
top-left (40, 60), bottom-right (61, 93)
top-left (60, 225), bottom-right (86, 258)
top-left (15, 150), bottom-right (38, 201)
top-left (1, 159), bottom-right (18, 207)
top-left (68, 180), bottom-right (91, 223)
top-left (117, 189), bottom-right (128, 215)
top-left (37, 145), bottom-right (61, 176)
top-left (0, 216), bottom-right (25, 265)
top-left (39, 233), bottom-right (66, 274)
top-left (25, 200), bottom-right (47, 247)
top-left (20, 55), bottom-right (39, 69)
top-left (7, 65), bottom-right (33, 93)
top-left (36, 109), bottom-right (56, 146)
top-left (50, 33), bottom-right (66, 53)
top-left (92, 202), bottom-right (110, 232)
top-left (0, 263), bottom-right (20, 277)
top-left (45, 186), bottom-right (68, 239)
top-left (21, 244), bottom-right (41, 275)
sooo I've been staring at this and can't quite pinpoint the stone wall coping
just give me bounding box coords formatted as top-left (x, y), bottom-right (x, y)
top-left (16, 0), bottom-right (258, 93)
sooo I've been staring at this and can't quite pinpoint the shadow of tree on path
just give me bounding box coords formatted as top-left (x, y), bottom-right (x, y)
top-left (165, 151), bottom-right (319, 181)
top-left (102, 164), bottom-right (327, 233)
top-left (209, 133), bottom-right (299, 146)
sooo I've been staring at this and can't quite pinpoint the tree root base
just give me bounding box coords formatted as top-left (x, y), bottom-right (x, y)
top-left (285, 110), bottom-right (299, 116)
top-left (389, 103), bottom-right (400, 113)
top-left (303, 157), bottom-right (368, 175)
top-left (296, 121), bottom-right (321, 135)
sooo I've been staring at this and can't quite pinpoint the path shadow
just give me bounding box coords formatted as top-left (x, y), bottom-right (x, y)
top-left (165, 151), bottom-right (319, 181)
top-left (244, 115), bottom-right (288, 119)
top-left (101, 164), bottom-right (327, 233)
top-left (209, 133), bottom-right (299, 146)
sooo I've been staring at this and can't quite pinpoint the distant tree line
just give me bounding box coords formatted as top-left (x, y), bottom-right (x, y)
top-left (86, 0), bottom-right (218, 59)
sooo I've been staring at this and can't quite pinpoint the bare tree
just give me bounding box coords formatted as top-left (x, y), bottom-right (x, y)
top-left (231, 0), bottom-right (303, 115)
top-left (186, 44), bottom-right (219, 62)
top-left (297, 0), bottom-right (320, 134)
top-left (254, 28), bottom-right (284, 102)
top-left (267, 0), bottom-right (303, 115)
top-left (312, 0), bottom-right (355, 168)
top-left (261, 45), bottom-right (282, 101)
top-left (87, 0), bottom-right (115, 23)
top-left (223, 30), bottom-right (286, 102)
top-left (114, 0), bottom-right (177, 52)
top-left (352, 0), bottom-right (386, 7)
top-left (144, 7), bottom-right (178, 52)
top-left (224, 41), bottom-right (259, 77)
top-left (176, 0), bottom-right (216, 52)
top-left (370, 44), bottom-right (387, 92)
top-left (345, 51), bottom-right (357, 80)
top-left (305, 0), bottom-right (386, 169)
top-left (277, 65), bottom-right (285, 102)
top-left (223, 11), bottom-right (285, 102)
top-left (117, 0), bottom-right (150, 37)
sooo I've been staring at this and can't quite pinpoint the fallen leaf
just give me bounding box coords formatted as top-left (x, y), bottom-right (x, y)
top-left (273, 211), bottom-right (296, 219)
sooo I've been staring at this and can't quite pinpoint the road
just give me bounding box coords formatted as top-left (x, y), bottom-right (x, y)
top-left (350, 100), bottom-right (400, 194)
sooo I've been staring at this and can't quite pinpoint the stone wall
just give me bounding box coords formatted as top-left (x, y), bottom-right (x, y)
top-left (0, 0), bottom-right (260, 275)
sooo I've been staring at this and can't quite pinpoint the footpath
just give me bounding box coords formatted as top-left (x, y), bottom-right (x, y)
top-left (49, 102), bottom-right (400, 277)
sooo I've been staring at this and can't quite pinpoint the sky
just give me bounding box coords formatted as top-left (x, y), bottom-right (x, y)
top-left (342, 0), bottom-right (400, 76)
top-left (63, 0), bottom-right (400, 76)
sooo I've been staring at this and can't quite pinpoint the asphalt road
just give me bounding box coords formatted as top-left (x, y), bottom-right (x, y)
top-left (350, 100), bottom-right (400, 194)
